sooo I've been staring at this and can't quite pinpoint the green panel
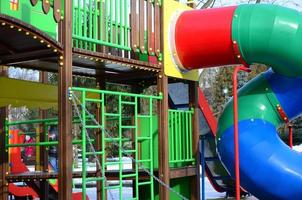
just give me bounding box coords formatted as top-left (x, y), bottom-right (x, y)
top-left (139, 52), bottom-right (149, 62)
top-left (139, 111), bottom-right (195, 169)
top-left (139, 177), bottom-right (191, 200)
top-left (233, 4), bottom-right (302, 77)
top-left (217, 73), bottom-right (283, 139)
top-left (140, 115), bottom-right (159, 169)
top-left (0, 0), bottom-right (57, 38)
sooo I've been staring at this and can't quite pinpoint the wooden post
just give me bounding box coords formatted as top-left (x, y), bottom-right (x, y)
top-left (0, 67), bottom-right (8, 200)
top-left (39, 71), bottom-right (49, 200)
top-left (58, 0), bottom-right (73, 199)
top-left (189, 81), bottom-right (201, 200)
top-left (157, 73), bottom-right (170, 200)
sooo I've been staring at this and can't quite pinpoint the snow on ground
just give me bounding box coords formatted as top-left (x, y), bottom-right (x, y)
top-left (293, 144), bottom-right (302, 152)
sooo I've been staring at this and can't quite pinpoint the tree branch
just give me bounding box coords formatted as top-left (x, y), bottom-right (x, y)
top-left (201, 0), bottom-right (215, 8)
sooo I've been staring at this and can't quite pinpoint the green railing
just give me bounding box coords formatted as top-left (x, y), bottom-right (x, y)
top-left (72, 0), bottom-right (131, 51)
top-left (168, 109), bottom-right (195, 166)
top-left (71, 0), bottom-right (162, 60)
top-left (71, 87), bottom-right (162, 200)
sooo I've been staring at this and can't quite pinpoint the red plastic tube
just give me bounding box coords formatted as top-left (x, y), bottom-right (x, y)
top-left (174, 6), bottom-right (239, 70)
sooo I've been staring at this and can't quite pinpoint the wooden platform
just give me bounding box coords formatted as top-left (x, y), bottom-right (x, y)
top-left (6, 166), bottom-right (197, 182)
top-left (0, 14), bottom-right (161, 85)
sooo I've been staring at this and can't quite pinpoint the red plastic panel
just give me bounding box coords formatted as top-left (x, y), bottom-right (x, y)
top-left (175, 6), bottom-right (239, 70)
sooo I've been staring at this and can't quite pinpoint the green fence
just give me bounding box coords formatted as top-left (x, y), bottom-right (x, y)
top-left (168, 109), bottom-right (195, 167)
top-left (71, 0), bottom-right (162, 60)
top-left (72, 0), bottom-right (131, 51)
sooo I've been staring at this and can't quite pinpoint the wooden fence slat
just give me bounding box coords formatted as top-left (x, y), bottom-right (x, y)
top-left (130, 0), bottom-right (138, 51)
top-left (139, 0), bottom-right (145, 53)
top-left (154, 0), bottom-right (161, 57)
top-left (147, 1), bottom-right (154, 55)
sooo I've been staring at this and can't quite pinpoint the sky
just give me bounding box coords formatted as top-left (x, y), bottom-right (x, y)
top-left (181, 0), bottom-right (302, 11)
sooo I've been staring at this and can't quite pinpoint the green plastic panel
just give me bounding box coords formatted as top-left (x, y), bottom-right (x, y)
top-left (0, 0), bottom-right (57, 38)
top-left (139, 110), bottom-right (195, 169)
top-left (217, 73), bottom-right (283, 139)
top-left (139, 177), bottom-right (191, 200)
top-left (233, 4), bottom-right (302, 77)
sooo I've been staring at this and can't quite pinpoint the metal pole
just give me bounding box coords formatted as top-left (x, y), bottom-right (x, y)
top-left (288, 124), bottom-right (293, 148)
top-left (232, 65), bottom-right (251, 200)
top-left (200, 136), bottom-right (206, 200)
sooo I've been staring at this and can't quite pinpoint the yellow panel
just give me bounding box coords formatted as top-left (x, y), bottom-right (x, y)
top-left (163, 0), bottom-right (199, 81)
top-left (0, 77), bottom-right (99, 109)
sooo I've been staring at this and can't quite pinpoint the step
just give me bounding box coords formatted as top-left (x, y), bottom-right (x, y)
top-left (123, 149), bottom-right (136, 154)
top-left (104, 113), bottom-right (119, 117)
top-left (86, 177), bottom-right (104, 182)
top-left (85, 125), bottom-right (102, 129)
top-left (138, 181), bottom-right (151, 186)
top-left (137, 115), bottom-right (151, 118)
top-left (104, 185), bottom-right (121, 190)
top-left (86, 98), bottom-right (103, 103)
top-left (121, 101), bottom-right (136, 105)
top-left (121, 125), bottom-right (136, 129)
top-left (86, 151), bottom-right (103, 156)
top-left (104, 138), bottom-right (131, 142)
top-left (136, 159), bottom-right (151, 163)
top-left (137, 137), bottom-right (151, 141)
top-left (122, 173), bottom-right (137, 178)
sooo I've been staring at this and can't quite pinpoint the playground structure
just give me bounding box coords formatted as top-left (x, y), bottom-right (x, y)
top-left (0, 0), bottom-right (301, 200)
top-left (0, 1), bottom-right (200, 200)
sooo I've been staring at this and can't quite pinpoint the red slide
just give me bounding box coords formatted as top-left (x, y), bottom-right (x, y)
top-left (9, 130), bottom-right (88, 200)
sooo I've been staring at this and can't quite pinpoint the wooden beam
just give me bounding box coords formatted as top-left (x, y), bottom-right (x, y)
top-left (0, 67), bottom-right (8, 200)
top-left (39, 71), bottom-right (49, 200)
top-left (0, 49), bottom-right (55, 65)
top-left (170, 166), bottom-right (197, 179)
top-left (189, 81), bottom-right (201, 200)
top-left (157, 73), bottom-right (170, 200)
top-left (58, 0), bottom-right (73, 199)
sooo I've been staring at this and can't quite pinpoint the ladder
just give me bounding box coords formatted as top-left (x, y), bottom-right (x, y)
top-left (75, 88), bottom-right (159, 200)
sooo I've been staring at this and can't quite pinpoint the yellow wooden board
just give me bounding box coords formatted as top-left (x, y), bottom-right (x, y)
top-left (0, 77), bottom-right (99, 109)
top-left (163, 0), bottom-right (199, 81)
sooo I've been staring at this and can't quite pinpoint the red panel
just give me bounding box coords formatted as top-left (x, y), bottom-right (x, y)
top-left (175, 6), bottom-right (239, 70)
top-left (9, 183), bottom-right (38, 198)
top-left (198, 87), bottom-right (217, 135)
top-left (10, 130), bottom-right (29, 174)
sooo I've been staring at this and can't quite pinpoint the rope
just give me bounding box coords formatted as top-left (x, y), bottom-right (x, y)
top-left (71, 92), bottom-right (189, 200)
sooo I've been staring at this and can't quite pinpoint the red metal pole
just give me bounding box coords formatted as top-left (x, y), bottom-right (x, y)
top-left (288, 124), bottom-right (293, 148)
top-left (232, 65), bottom-right (251, 200)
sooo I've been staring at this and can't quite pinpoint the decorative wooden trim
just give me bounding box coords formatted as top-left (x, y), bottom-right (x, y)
top-left (42, 0), bottom-right (51, 14)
